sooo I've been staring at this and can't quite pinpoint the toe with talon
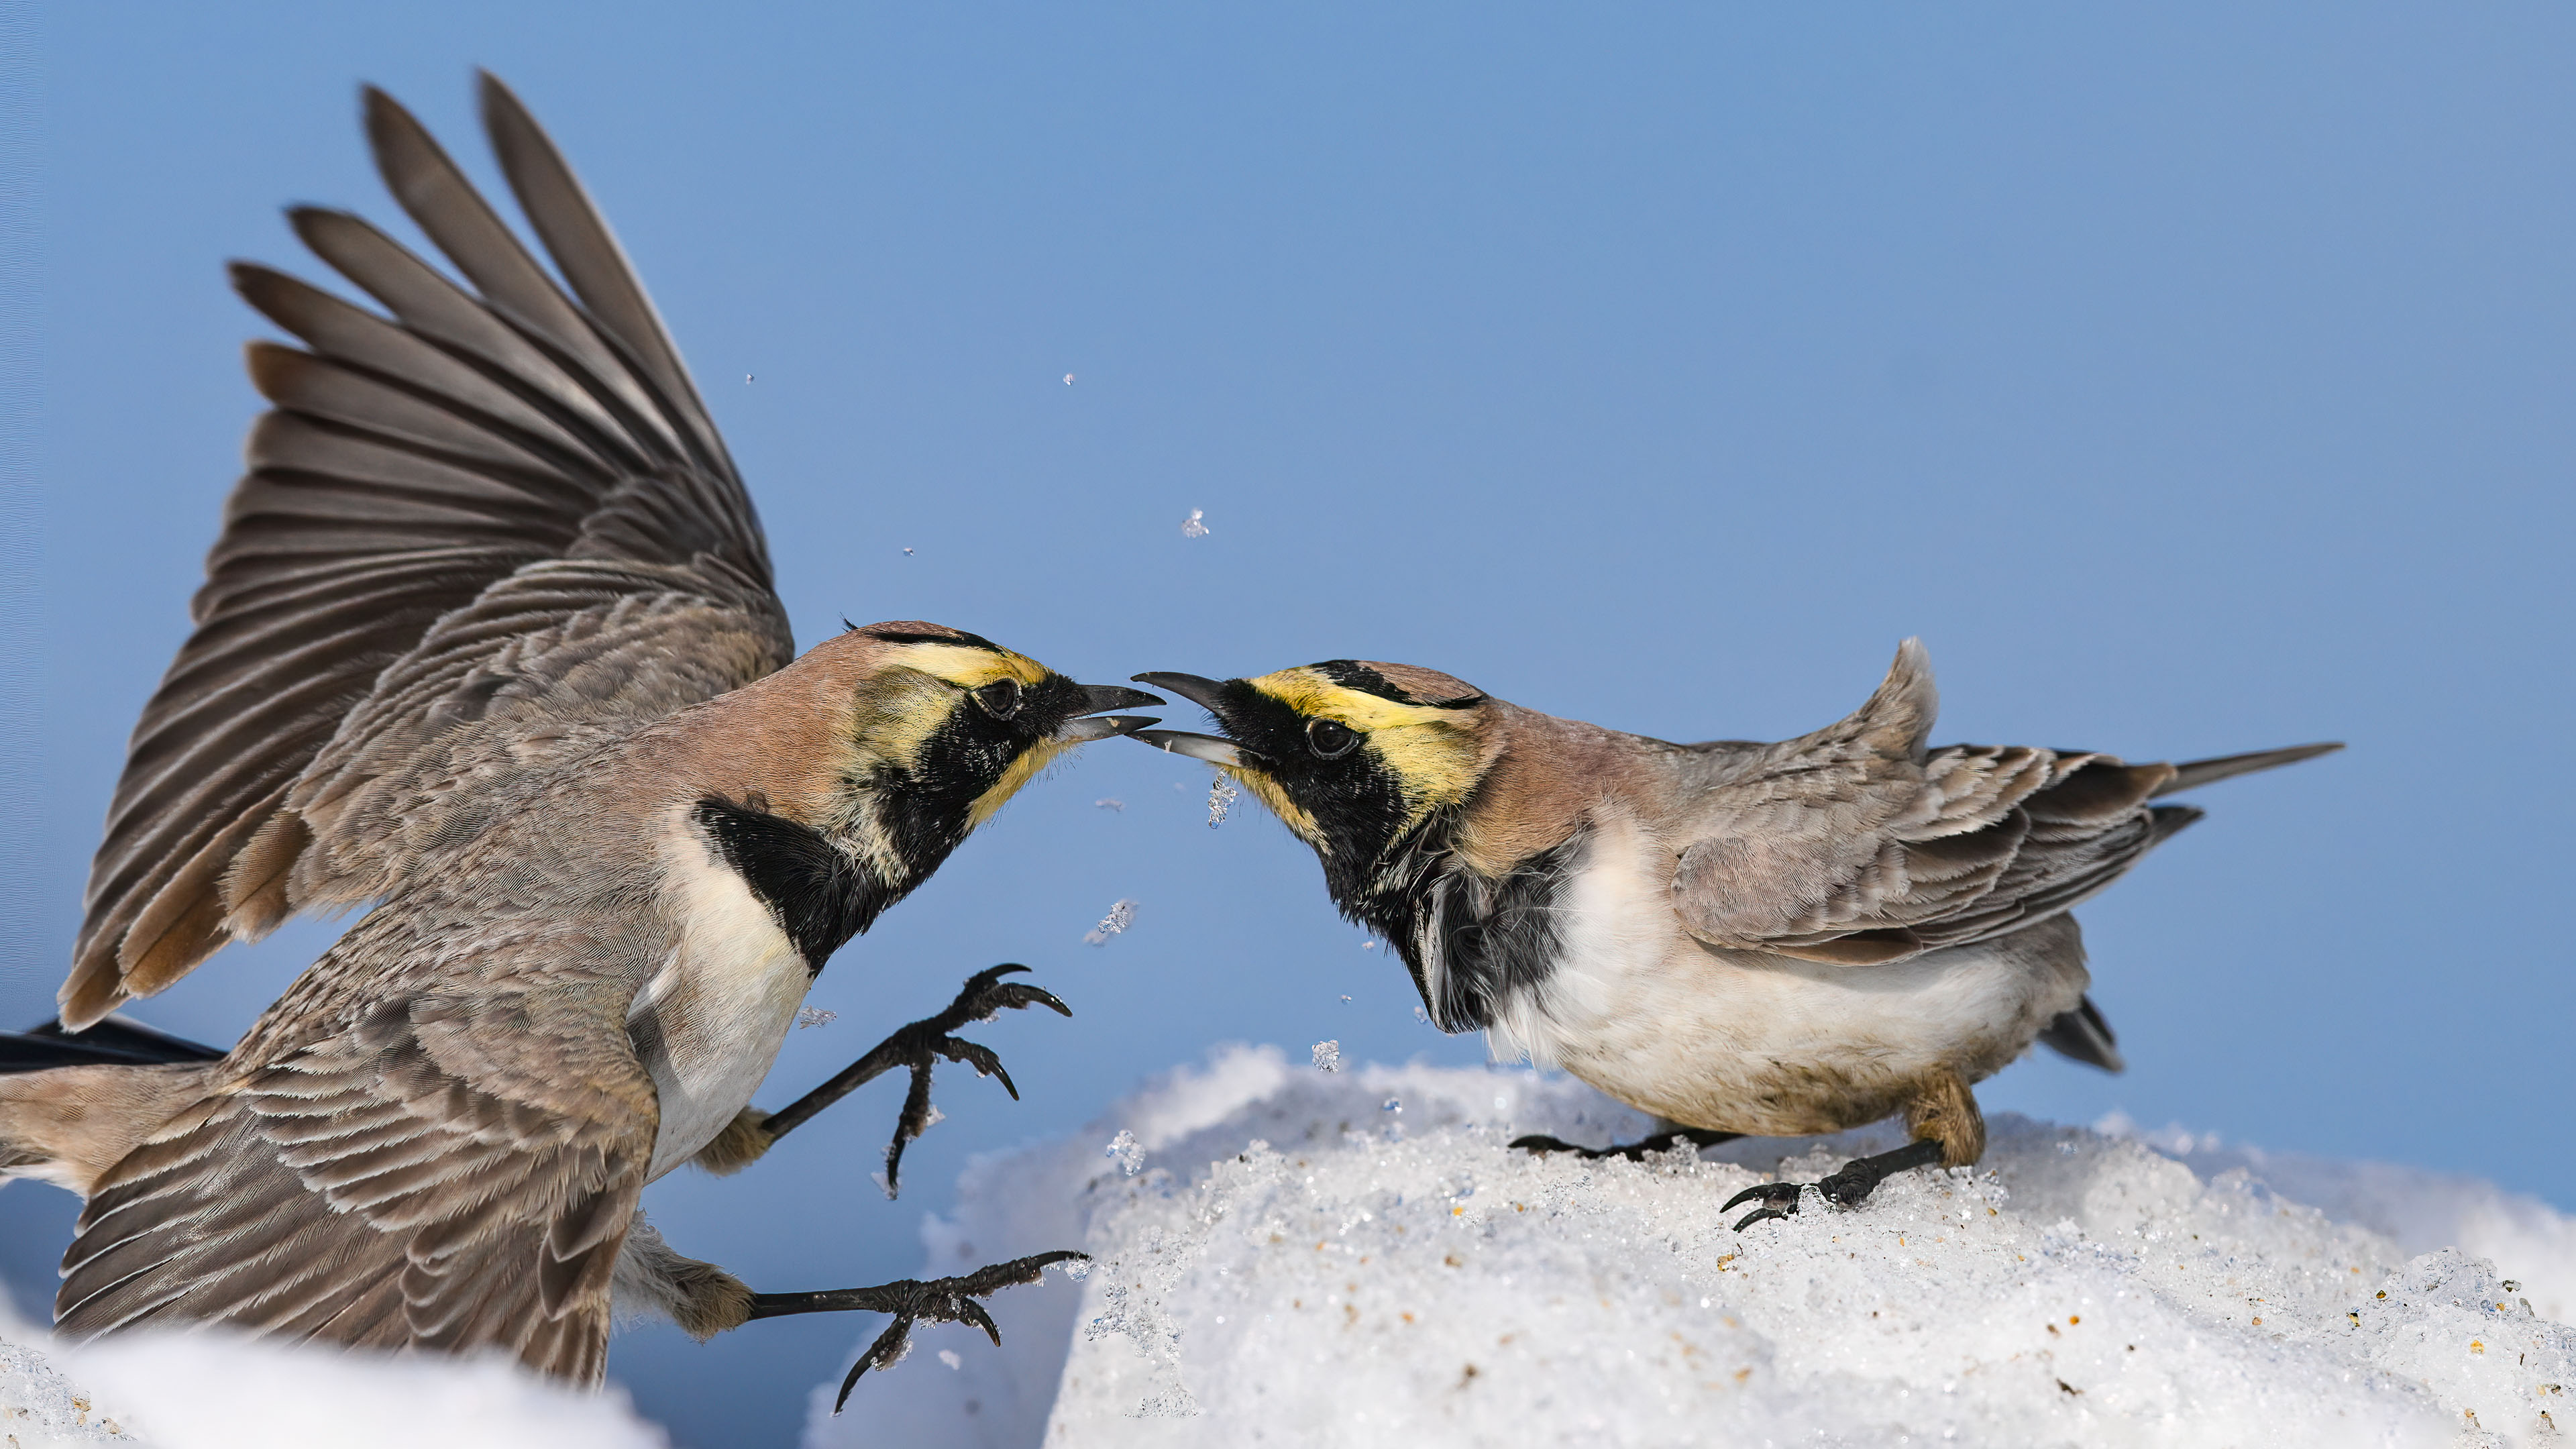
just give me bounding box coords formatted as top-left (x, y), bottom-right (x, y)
top-left (1723, 1181), bottom-right (1805, 1231)
top-left (755, 965), bottom-right (1075, 1197)
top-left (740, 1249), bottom-right (1087, 1412)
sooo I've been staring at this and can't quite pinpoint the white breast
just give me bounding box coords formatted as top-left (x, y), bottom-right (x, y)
top-left (631, 810), bottom-right (813, 1181)
top-left (1483, 814), bottom-right (1675, 1069)
top-left (1479, 814), bottom-right (2088, 1135)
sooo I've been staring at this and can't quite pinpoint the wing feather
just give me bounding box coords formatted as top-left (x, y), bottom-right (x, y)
top-left (57, 982), bottom-right (651, 1385)
top-left (1672, 645), bottom-right (2259, 963)
top-left (64, 81), bottom-right (792, 1027)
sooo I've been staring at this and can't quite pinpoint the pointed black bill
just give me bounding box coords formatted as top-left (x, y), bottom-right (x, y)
top-left (1130, 672), bottom-right (1232, 712)
top-left (1130, 729), bottom-right (1267, 767)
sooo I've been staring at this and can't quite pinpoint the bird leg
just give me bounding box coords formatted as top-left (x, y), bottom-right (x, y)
top-left (1721, 1138), bottom-right (1945, 1230)
top-left (1723, 1069), bottom-right (1984, 1230)
top-left (746, 1250), bottom-right (1087, 1413)
top-left (696, 965), bottom-right (1070, 1195)
top-left (1511, 1124), bottom-right (1744, 1161)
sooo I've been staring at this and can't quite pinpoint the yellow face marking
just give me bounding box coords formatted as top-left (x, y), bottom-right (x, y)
top-left (1230, 667), bottom-right (1485, 848)
top-left (826, 641), bottom-right (1062, 873)
top-left (885, 641), bottom-right (1050, 690)
top-left (969, 735), bottom-right (1075, 826)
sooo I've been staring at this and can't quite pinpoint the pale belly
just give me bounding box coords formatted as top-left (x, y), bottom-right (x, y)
top-left (630, 817), bottom-right (813, 1182)
top-left (1484, 821), bottom-right (2089, 1137)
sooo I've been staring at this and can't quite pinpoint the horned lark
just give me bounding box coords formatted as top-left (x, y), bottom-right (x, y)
top-left (0, 75), bottom-right (1160, 1402)
top-left (1132, 645), bottom-right (2336, 1228)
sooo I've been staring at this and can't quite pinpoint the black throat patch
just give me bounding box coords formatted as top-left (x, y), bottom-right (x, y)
top-left (694, 796), bottom-right (900, 973)
top-left (1345, 825), bottom-right (1584, 1032)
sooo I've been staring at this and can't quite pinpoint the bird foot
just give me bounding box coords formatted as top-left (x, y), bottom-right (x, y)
top-left (745, 1249), bottom-right (1086, 1411)
top-left (1510, 1126), bottom-right (1743, 1162)
top-left (1721, 1137), bottom-right (1947, 1230)
top-left (758, 965), bottom-right (1072, 1196)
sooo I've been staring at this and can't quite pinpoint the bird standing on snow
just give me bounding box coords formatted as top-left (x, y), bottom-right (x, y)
top-left (1130, 646), bottom-right (2335, 1228)
top-left (0, 76), bottom-right (1161, 1400)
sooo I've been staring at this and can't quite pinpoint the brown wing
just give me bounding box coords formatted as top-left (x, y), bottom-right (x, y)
top-left (1670, 640), bottom-right (2226, 964)
top-left (54, 958), bottom-right (655, 1383)
top-left (66, 75), bottom-right (794, 1028)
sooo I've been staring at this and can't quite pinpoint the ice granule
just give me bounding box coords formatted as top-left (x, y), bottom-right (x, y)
top-left (818, 1044), bottom-right (2576, 1449)
top-left (1310, 1040), bottom-right (1342, 1073)
top-left (1205, 775), bottom-right (1238, 828)
top-left (794, 1006), bottom-right (837, 1029)
top-left (1083, 899), bottom-right (1139, 947)
top-left (1093, 798), bottom-right (1126, 812)
top-left (1180, 508), bottom-right (1210, 539)
top-left (1105, 1130), bottom-right (1144, 1175)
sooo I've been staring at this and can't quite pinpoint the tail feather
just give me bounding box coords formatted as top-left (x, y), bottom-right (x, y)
top-left (0, 1016), bottom-right (225, 1076)
top-left (2037, 995), bottom-right (2126, 1073)
top-left (2152, 742), bottom-right (2343, 797)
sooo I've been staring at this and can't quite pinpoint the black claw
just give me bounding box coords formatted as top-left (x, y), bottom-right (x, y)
top-left (752, 1248), bottom-right (1088, 1413)
top-left (761, 965), bottom-right (1075, 1195)
top-left (1733, 1204), bottom-right (1800, 1231)
top-left (1721, 1139), bottom-right (1949, 1230)
top-left (1721, 1181), bottom-right (1801, 1215)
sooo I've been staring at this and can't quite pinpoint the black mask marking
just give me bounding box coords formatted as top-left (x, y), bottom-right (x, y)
top-left (695, 796), bottom-right (898, 973)
top-left (1200, 681), bottom-right (1416, 884)
top-left (863, 672), bottom-right (1099, 882)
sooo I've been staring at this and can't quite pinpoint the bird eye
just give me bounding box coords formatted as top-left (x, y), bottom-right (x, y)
top-left (1306, 718), bottom-right (1360, 759)
top-left (971, 678), bottom-right (1023, 720)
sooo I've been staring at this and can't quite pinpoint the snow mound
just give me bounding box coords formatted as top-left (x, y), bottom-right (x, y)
top-left (0, 1295), bottom-right (665, 1449)
top-left (820, 1046), bottom-right (2575, 1448)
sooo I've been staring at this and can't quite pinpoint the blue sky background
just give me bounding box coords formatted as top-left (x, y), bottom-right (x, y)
top-left (7, 4), bottom-right (2573, 1444)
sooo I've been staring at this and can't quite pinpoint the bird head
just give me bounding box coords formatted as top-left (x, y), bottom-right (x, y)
top-left (786, 622), bottom-right (1162, 884)
top-left (1127, 660), bottom-right (1497, 893)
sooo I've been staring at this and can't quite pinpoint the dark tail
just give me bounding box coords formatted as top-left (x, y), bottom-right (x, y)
top-left (2152, 742), bottom-right (2343, 797)
top-left (0, 1016), bottom-right (226, 1076)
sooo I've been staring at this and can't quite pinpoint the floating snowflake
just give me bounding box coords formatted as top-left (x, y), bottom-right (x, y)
top-left (1181, 508), bottom-right (1211, 539)
top-left (1206, 775), bottom-right (1240, 828)
top-left (1094, 798), bottom-right (1126, 812)
top-left (1064, 373), bottom-right (1076, 385)
top-left (794, 1007), bottom-right (837, 1030)
top-left (938, 1349), bottom-right (963, 1371)
top-left (1311, 1040), bottom-right (1342, 1073)
top-left (1106, 1129), bottom-right (1144, 1175)
top-left (1085, 898), bottom-right (1140, 946)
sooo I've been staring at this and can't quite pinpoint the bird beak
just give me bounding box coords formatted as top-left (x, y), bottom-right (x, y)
top-left (1130, 672), bottom-right (1230, 712)
top-left (1050, 683), bottom-right (1164, 744)
top-left (1130, 729), bottom-right (1266, 767)
top-left (1126, 673), bottom-right (1270, 766)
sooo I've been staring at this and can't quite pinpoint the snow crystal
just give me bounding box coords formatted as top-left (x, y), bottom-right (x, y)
top-left (1093, 798), bottom-right (1126, 812)
top-left (1205, 777), bottom-right (1238, 828)
top-left (1310, 1040), bottom-right (1342, 1073)
top-left (1083, 900), bottom-right (1139, 947)
top-left (794, 1007), bottom-right (837, 1029)
top-left (1106, 1130), bottom-right (1144, 1176)
top-left (939, 1350), bottom-right (965, 1371)
top-left (1064, 374), bottom-right (1076, 385)
top-left (818, 1046), bottom-right (2576, 1449)
top-left (1180, 509), bottom-right (1210, 539)
top-left (1360, 939), bottom-right (1379, 951)
top-left (0, 1294), bottom-right (661, 1449)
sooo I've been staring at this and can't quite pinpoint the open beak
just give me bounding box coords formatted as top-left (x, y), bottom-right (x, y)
top-left (1131, 729), bottom-right (1263, 767)
top-left (1051, 683), bottom-right (1164, 744)
top-left (1126, 673), bottom-right (1270, 766)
